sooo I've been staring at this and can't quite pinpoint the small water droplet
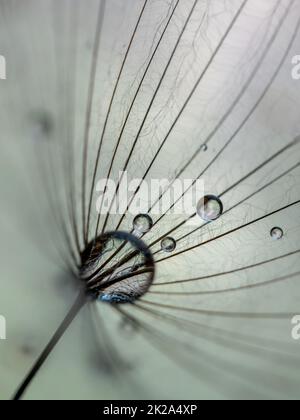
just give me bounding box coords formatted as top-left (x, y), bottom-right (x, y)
top-left (200, 143), bottom-right (208, 152)
top-left (270, 227), bottom-right (283, 240)
top-left (133, 214), bottom-right (153, 234)
top-left (196, 195), bottom-right (223, 222)
top-left (161, 237), bottom-right (176, 252)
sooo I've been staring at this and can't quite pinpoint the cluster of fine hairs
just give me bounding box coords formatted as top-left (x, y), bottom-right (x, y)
top-left (1, 0), bottom-right (300, 400)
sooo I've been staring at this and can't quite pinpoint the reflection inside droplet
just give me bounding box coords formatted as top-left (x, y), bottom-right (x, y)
top-left (270, 227), bottom-right (284, 240)
top-left (161, 237), bottom-right (176, 252)
top-left (133, 214), bottom-right (153, 234)
top-left (80, 231), bottom-right (155, 303)
top-left (196, 195), bottom-right (223, 222)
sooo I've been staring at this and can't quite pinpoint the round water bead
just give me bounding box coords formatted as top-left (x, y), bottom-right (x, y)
top-left (161, 237), bottom-right (176, 252)
top-left (133, 214), bottom-right (153, 234)
top-left (200, 143), bottom-right (208, 152)
top-left (80, 231), bottom-right (155, 304)
top-left (270, 227), bottom-right (284, 240)
top-left (196, 195), bottom-right (223, 222)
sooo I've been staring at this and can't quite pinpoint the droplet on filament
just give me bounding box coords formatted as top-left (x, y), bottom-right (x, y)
top-left (161, 237), bottom-right (176, 252)
top-left (80, 231), bottom-right (155, 304)
top-left (196, 195), bottom-right (223, 222)
top-left (270, 227), bottom-right (284, 240)
top-left (133, 214), bottom-right (153, 235)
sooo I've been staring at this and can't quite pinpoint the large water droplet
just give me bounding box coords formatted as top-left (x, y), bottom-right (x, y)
top-left (270, 227), bottom-right (283, 240)
top-left (196, 195), bottom-right (223, 222)
top-left (133, 214), bottom-right (153, 234)
top-left (161, 237), bottom-right (176, 252)
top-left (80, 231), bottom-right (154, 304)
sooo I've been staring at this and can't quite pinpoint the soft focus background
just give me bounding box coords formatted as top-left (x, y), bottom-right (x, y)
top-left (0, 0), bottom-right (300, 400)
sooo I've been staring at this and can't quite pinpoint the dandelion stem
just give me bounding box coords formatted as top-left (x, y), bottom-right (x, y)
top-left (12, 291), bottom-right (86, 400)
